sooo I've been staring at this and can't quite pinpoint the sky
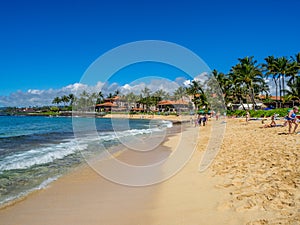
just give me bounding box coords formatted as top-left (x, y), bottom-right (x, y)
top-left (0, 0), bottom-right (299, 106)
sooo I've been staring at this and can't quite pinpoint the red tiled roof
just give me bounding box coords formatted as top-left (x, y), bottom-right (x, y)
top-left (259, 95), bottom-right (282, 100)
top-left (96, 102), bottom-right (117, 107)
top-left (158, 100), bottom-right (188, 105)
top-left (132, 107), bottom-right (143, 111)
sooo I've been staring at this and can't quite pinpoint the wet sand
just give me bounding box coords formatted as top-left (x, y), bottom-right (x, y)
top-left (0, 118), bottom-right (299, 224)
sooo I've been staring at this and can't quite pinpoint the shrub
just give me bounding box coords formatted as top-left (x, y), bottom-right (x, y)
top-left (50, 106), bottom-right (59, 112)
top-left (226, 108), bottom-right (292, 117)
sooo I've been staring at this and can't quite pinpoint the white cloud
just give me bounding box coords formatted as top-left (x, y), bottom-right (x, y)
top-left (0, 78), bottom-right (183, 107)
top-left (0, 83), bottom-right (87, 107)
top-left (183, 79), bottom-right (191, 86)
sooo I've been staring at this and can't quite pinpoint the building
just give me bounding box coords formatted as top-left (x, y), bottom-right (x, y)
top-left (157, 100), bottom-right (189, 112)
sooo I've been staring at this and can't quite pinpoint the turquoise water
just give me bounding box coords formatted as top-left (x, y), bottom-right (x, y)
top-left (0, 116), bottom-right (172, 206)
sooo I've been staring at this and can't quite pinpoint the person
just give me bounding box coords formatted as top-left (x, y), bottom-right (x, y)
top-left (216, 111), bottom-right (220, 121)
top-left (202, 114), bottom-right (207, 126)
top-left (197, 114), bottom-right (202, 126)
top-left (262, 114), bottom-right (276, 128)
top-left (245, 110), bottom-right (250, 124)
top-left (194, 114), bottom-right (199, 127)
top-left (286, 106), bottom-right (299, 134)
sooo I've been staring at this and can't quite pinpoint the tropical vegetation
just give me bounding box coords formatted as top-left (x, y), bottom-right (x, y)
top-left (48, 53), bottom-right (299, 114)
top-left (3, 53), bottom-right (298, 116)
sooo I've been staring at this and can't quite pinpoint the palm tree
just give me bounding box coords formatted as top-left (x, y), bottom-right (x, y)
top-left (263, 55), bottom-right (280, 106)
top-left (68, 94), bottom-right (75, 106)
top-left (153, 89), bottom-right (169, 100)
top-left (77, 91), bottom-right (90, 111)
top-left (61, 95), bottom-right (69, 107)
top-left (230, 56), bottom-right (264, 109)
top-left (52, 97), bottom-right (61, 106)
top-left (186, 80), bottom-right (207, 110)
top-left (255, 79), bottom-right (270, 99)
top-left (228, 71), bottom-right (248, 110)
top-left (289, 53), bottom-right (300, 85)
top-left (96, 91), bottom-right (104, 104)
top-left (211, 69), bottom-right (233, 108)
top-left (141, 87), bottom-right (151, 98)
top-left (125, 92), bottom-right (138, 109)
top-left (89, 92), bottom-right (98, 105)
top-left (273, 56), bottom-right (293, 99)
top-left (113, 90), bottom-right (120, 97)
top-left (265, 56), bottom-right (297, 105)
top-left (284, 76), bottom-right (300, 105)
top-left (173, 86), bottom-right (187, 101)
top-left (107, 93), bottom-right (114, 100)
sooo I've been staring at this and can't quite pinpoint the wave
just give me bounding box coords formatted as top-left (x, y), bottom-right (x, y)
top-left (160, 120), bottom-right (173, 128)
top-left (0, 122), bottom-right (172, 171)
top-left (0, 139), bottom-right (87, 171)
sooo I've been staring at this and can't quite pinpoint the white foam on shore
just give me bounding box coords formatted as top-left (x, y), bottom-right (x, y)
top-left (0, 123), bottom-right (170, 171)
top-left (0, 175), bottom-right (60, 207)
top-left (160, 120), bottom-right (173, 128)
top-left (0, 140), bottom-right (87, 171)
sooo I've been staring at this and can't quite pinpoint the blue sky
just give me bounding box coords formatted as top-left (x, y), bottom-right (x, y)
top-left (0, 0), bottom-right (299, 106)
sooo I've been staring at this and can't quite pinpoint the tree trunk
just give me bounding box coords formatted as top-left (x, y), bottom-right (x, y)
top-left (249, 86), bottom-right (257, 110)
top-left (273, 78), bottom-right (278, 108)
top-left (278, 77), bottom-right (282, 108)
top-left (282, 74), bottom-right (285, 98)
top-left (239, 98), bottom-right (246, 110)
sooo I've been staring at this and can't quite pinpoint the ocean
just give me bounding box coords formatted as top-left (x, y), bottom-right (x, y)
top-left (0, 115), bottom-right (172, 207)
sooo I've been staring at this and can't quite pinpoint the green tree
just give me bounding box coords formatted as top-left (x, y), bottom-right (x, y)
top-left (266, 56), bottom-right (297, 105)
top-left (61, 95), bottom-right (69, 107)
top-left (107, 93), bottom-right (114, 100)
top-left (263, 56), bottom-right (279, 106)
top-left (186, 80), bottom-right (207, 110)
top-left (52, 97), bottom-right (61, 106)
top-left (76, 91), bottom-right (90, 111)
top-left (68, 94), bottom-right (75, 106)
top-left (211, 69), bottom-right (233, 108)
top-left (230, 56), bottom-right (264, 109)
top-left (173, 86), bottom-right (187, 101)
top-left (289, 53), bottom-right (300, 85)
top-left (125, 92), bottom-right (138, 109)
top-left (153, 89), bottom-right (169, 100)
top-left (284, 76), bottom-right (300, 104)
top-left (96, 91), bottom-right (104, 104)
top-left (141, 87), bottom-right (151, 98)
top-left (113, 90), bottom-right (120, 97)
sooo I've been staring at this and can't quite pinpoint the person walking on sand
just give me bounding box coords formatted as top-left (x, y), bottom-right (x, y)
top-left (287, 106), bottom-right (299, 134)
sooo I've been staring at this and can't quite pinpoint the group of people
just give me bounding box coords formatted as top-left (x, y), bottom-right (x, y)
top-left (193, 114), bottom-right (209, 127)
top-left (262, 106), bottom-right (299, 134)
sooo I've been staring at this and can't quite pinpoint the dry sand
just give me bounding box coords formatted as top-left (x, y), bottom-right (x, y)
top-left (0, 117), bottom-right (299, 224)
top-left (212, 118), bottom-right (300, 224)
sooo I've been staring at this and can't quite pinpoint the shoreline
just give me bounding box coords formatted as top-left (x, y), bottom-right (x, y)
top-left (0, 120), bottom-right (186, 210)
top-left (0, 118), bottom-right (299, 224)
top-left (1, 112), bottom-right (192, 122)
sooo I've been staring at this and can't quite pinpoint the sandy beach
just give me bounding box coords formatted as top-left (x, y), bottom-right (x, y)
top-left (0, 117), bottom-right (299, 225)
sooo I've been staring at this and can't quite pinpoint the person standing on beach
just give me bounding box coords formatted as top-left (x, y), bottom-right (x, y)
top-left (287, 106), bottom-right (299, 134)
top-left (216, 111), bottom-right (220, 121)
top-left (245, 110), bottom-right (250, 124)
top-left (202, 114), bottom-right (208, 126)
